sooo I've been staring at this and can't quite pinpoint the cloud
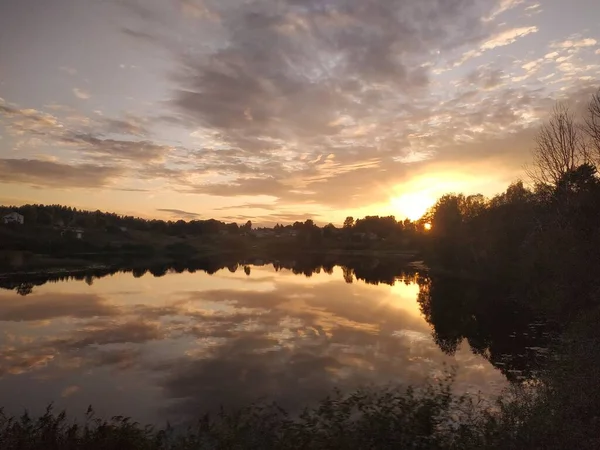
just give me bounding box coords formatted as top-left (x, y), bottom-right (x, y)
top-left (215, 203), bottom-right (278, 211)
top-left (65, 134), bottom-right (171, 163)
top-left (163, 0), bottom-right (496, 154)
top-left (90, 348), bottom-right (142, 370)
top-left (552, 38), bottom-right (597, 49)
top-left (0, 102), bottom-right (63, 137)
top-left (524, 3), bottom-right (541, 13)
top-left (51, 320), bottom-right (163, 349)
top-left (61, 385), bottom-right (80, 398)
top-left (463, 66), bottom-right (505, 90)
top-left (178, 0), bottom-right (219, 20)
top-left (484, 0), bottom-right (525, 22)
top-left (157, 208), bottom-right (201, 219)
top-left (112, 187), bottom-right (151, 192)
top-left (480, 26), bottom-right (538, 50)
top-left (0, 100), bottom-right (174, 172)
top-left (0, 159), bottom-right (124, 188)
top-left (72, 88), bottom-right (91, 100)
top-left (453, 26), bottom-right (539, 66)
top-left (0, 293), bottom-right (119, 322)
top-left (102, 115), bottom-right (150, 137)
top-left (142, 0), bottom-right (550, 211)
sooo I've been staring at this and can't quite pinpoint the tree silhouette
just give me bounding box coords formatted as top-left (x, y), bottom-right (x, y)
top-left (584, 88), bottom-right (600, 158)
top-left (528, 104), bottom-right (588, 185)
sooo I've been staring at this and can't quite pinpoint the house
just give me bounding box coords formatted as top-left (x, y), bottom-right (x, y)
top-left (60, 227), bottom-right (84, 239)
top-left (2, 212), bottom-right (24, 225)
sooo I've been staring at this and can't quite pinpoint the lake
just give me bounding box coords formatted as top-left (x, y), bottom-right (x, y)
top-left (0, 262), bottom-right (511, 425)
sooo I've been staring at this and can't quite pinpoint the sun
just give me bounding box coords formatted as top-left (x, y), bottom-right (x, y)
top-left (424, 222), bottom-right (432, 231)
top-left (390, 191), bottom-right (435, 221)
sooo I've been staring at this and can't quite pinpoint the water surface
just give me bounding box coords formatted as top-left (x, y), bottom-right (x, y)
top-left (0, 264), bottom-right (506, 424)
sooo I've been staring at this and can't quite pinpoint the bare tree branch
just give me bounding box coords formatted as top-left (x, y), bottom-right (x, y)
top-left (528, 103), bottom-right (588, 186)
top-left (584, 89), bottom-right (600, 161)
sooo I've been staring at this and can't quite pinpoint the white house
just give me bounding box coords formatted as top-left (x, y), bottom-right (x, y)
top-left (2, 212), bottom-right (24, 225)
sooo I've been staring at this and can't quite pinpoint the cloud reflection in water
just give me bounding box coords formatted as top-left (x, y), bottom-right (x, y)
top-left (0, 265), bottom-right (505, 424)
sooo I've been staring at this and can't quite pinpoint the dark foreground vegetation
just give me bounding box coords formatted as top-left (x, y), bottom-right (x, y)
top-left (2, 90), bottom-right (600, 449)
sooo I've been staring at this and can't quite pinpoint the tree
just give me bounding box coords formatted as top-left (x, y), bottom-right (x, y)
top-left (430, 194), bottom-right (464, 238)
top-left (584, 88), bottom-right (600, 159)
top-left (556, 163), bottom-right (598, 195)
top-left (343, 216), bottom-right (354, 229)
top-left (342, 266), bottom-right (354, 283)
top-left (528, 104), bottom-right (588, 185)
top-left (323, 223), bottom-right (337, 238)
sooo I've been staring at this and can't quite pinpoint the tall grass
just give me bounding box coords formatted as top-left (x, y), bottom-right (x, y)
top-left (0, 374), bottom-right (481, 450)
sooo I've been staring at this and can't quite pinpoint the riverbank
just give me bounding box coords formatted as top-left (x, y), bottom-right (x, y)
top-left (0, 246), bottom-right (419, 277)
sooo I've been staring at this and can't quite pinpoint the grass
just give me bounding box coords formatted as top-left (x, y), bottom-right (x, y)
top-left (2, 362), bottom-right (598, 450)
top-left (0, 374), bottom-right (480, 450)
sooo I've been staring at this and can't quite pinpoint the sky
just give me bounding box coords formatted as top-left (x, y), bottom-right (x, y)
top-left (0, 0), bottom-right (599, 225)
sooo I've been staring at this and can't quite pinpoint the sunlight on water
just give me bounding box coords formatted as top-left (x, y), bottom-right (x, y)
top-left (0, 265), bottom-right (506, 424)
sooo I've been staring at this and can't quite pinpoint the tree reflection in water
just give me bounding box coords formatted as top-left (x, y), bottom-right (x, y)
top-left (0, 256), bottom-right (558, 383)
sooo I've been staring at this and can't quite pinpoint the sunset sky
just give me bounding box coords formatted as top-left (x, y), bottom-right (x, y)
top-left (1, 0), bottom-right (599, 225)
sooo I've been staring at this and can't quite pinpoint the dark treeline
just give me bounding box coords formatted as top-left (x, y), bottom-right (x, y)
top-left (0, 204), bottom-right (248, 235)
top-left (425, 90), bottom-right (600, 323)
top-left (0, 204), bottom-right (426, 270)
top-left (0, 204), bottom-right (424, 239)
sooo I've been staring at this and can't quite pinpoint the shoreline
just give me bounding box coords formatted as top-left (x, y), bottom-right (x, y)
top-left (0, 248), bottom-right (421, 278)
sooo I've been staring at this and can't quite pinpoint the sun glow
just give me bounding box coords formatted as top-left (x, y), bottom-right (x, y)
top-left (390, 191), bottom-right (435, 221)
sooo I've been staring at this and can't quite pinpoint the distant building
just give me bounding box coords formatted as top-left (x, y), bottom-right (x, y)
top-left (60, 227), bottom-right (84, 239)
top-left (2, 212), bottom-right (24, 225)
